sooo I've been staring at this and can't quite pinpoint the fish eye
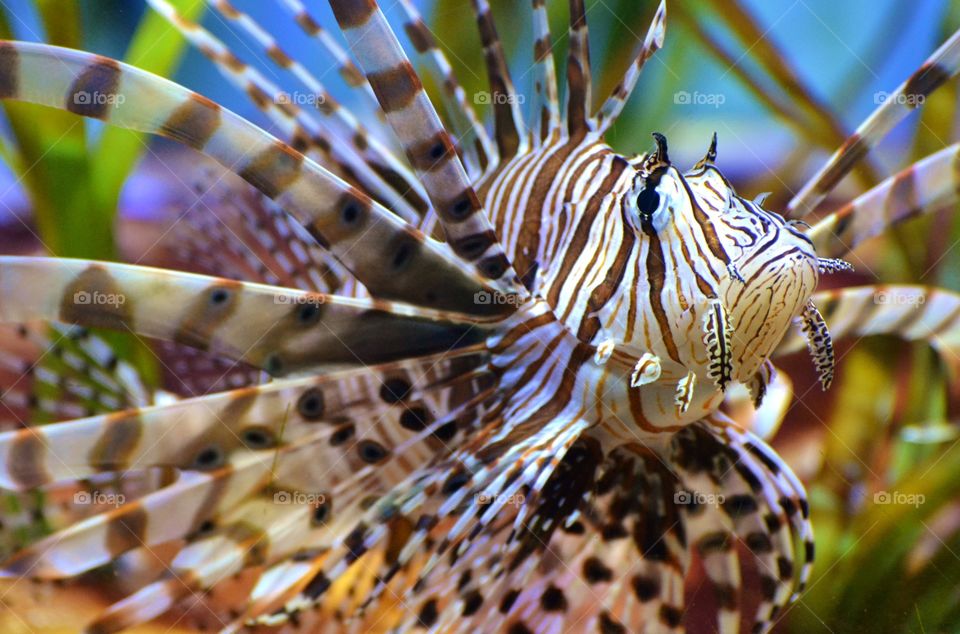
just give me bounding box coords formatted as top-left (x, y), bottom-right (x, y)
top-left (637, 184), bottom-right (660, 218)
top-left (633, 169), bottom-right (670, 232)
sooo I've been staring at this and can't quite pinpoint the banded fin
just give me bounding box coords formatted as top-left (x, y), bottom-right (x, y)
top-left (0, 40), bottom-right (508, 312)
top-left (0, 323), bottom-right (151, 426)
top-left (275, 0), bottom-right (376, 103)
top-left (0, 257), bottom-right (490, 377)
top-left (471, 0), bottom-right (525, 160)
top-left (257, 406), bottom-right (591, 630)
top-left (397, 0), bottom-right (494, 179)
top-left (328, 1), bottom-right (527, 295)
top-left (776, 285), bottom-right (960, 395)
top-left (565, 0), bottom-right (593, 138)
top-left (808, 143), bottom-right (960, 259)
top-left (0, 347), bottom-right (488, 491)
top-left (788, 29), bottom-right (960, 217)
top-left (595, 0), bottom-right (666, 135)
top-left (161, 170), bottom-right (348, 294)
top-left (529, 0), bottom-right (560, 143)
top-left (147, 0), bottom-right (428, 224)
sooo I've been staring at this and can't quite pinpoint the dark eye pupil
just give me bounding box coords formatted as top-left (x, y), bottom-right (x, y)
top-left (637, 187), bottom-right (660, 216)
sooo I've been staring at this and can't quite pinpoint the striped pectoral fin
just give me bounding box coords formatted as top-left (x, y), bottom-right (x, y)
top-left (595, 0), bottom-right (666, 135)
top-left (453, 443), bottom-right (689, 633)
top-left (672, 418), bottom-right (812, 631)
top-left (0, 348), bottom-right (488, 491)
top-left (0, 41), bottom-right (506, 314)
top-left (147, 0), bottom-right (429, 224)
top-left (807, 143), bottom-right (960, 259)
top-left (397, 0), bottom-right (494, 177)
top-left (0, 257), bottom-right (491, 376)
top-left (260, 412), bottom-right (593, 631)
top-left (85, 488), bottom-right (331, 634)
top-left (0, 450), bottom-right (275, 579)
top-left (0, 322), bottom-right (151, 427)
top-left (327, 2), bottom-right (528, 296)
top-left (163, 176), bottom-right (349, 295)
top-left (787, 29), bottom-right (960, 217)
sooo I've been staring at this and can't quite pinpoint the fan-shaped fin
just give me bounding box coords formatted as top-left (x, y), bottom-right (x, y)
top-left (0, 41), bottom-right (512, 311)
top-left (0, 257), bottom-right (492, 377)
top-left (327, 1), bottom-right (528, 295)
top-left (788, 28), bottom-right (960, 217)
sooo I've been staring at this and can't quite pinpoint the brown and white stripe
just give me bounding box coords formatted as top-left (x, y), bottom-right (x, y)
top-left (329, 0), bottom-right (528, 292)
top-left (787, 28), bottom-right (960, 217)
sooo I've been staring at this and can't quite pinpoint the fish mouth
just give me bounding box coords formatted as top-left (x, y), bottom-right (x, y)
top-left (722, 242), bottom-right (820, 382)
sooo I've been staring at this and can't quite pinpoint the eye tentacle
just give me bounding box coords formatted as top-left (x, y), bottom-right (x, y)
top-left (693, 131), bottom-right (718, 170)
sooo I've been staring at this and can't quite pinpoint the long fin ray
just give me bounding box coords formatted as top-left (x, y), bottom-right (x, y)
top-left (0, 257), bottom-right (492, 377)
top-left (327, 1), bottom-right (528, 296)
top-left (0, 40), bottom-right (511, 311)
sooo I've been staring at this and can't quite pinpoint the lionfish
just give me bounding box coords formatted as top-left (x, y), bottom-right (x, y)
top-left (0, 0), bottom-right (957, 632)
